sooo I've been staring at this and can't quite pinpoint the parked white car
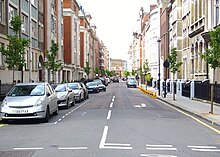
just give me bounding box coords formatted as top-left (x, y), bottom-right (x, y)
top-left (68, 83), bottom-right (84, 103)
top-left (0, 82), bottom-right (58, 123)
top-left (54, 84), bottom-right (75, 109)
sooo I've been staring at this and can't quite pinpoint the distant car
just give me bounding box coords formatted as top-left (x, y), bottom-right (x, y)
top-left (0, 82), bottom-right (58, 123)
top-left (126, 77), bottom-right (137, 88)
top-left (93, 79), bottom-right (106, 92)
top-left (68, 83), bottom-right (84, 103)
top-left (79, 82), bottom-right (89, 99)
top-left (112, 76), bottom-right (119, 83)
top-left (54, 84), bottom-right (75, 109)
top-left (86, 82), bottom-right (100, 93)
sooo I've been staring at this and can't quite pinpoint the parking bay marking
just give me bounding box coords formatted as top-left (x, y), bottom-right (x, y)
top-left (58, 147), bottom-right (87, 150)
top-left (99, 126), bottom-right (132, 150)
top-left (14, 147), bottom-right (43, 150)
top-left (188, 145), bottom-right (220, 152)
top-left (146, 144), bottom-right (177, 151)
top-left (53, 98), bottom-right (92, 124)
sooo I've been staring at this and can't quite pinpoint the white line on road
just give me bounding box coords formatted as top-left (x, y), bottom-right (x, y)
top-left (141, 154), bottom-right (177, 157)
top-left (102, 146), bottom-right (132, 149)
top-left (58, 147), bottom-right (87, 150)
top-left (99, 126), bottom-right (108, 149)
top-left (188, 145), bottom-right (217, 149)
top-left (53, 98), bottom-right (92, 124)
top-left (106, 110), bottom-right (112, 120)
top-left (105, 143), bottom-right (131, 146)
top-left (14, 147), bottom-right (43, 150)
top-left (146, 144), bottom-right (173, 147)
top-left (191, 148), bottom-right (220, 152)
top-left (112, 96), bottom-right (115, 102)
top-left (146, 144), bottom-right (177, 151)
top-left (146, 148), bottom-right (177, 151)
top-left (110, 102), bottom-right (113, 108)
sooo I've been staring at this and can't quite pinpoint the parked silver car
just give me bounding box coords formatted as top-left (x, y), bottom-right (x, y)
top-left (54, 84), bottom-right (75, 109)
top-left (68, 83), bottom-right (84, 103)
top-left (0, 82), bottom-right (58, 123)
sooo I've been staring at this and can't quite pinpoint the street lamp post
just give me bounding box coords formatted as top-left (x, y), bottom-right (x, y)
top-left (157, 39), bottom-right (161, 96)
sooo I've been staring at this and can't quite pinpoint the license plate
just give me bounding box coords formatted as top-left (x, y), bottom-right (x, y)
top-left (13, 109), bottom-right (28, 114)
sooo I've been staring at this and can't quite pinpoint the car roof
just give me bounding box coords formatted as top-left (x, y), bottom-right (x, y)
top-left (15, 82), bottom-right (47, 86)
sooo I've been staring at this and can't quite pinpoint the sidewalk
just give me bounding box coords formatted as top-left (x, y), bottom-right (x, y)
top-left (139, 85), bottom-right (220, 127)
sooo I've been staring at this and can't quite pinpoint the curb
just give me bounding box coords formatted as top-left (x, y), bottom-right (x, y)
top-left (157, 97), bottom-right (220, 128)
top-left (137, 86), bottom-right (157, 99)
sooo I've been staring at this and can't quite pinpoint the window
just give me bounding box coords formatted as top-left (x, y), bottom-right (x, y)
top-left (21, 14), bottom-right (28, 34)
top-left (0, 0), bottom-right (5, 23)
top-left (215, 0), bottom-right (219, 26)
top-left (9, 5), bottom-right (17, 23)
top-left (32, 20), bottom-right (37, 38)
top-left (31, 0), bottom-right (37, 6)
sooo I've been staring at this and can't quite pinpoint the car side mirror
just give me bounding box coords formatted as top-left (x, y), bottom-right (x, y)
top-left (47, 93), bottom-right (51, 97)
top-left (69, 89), bottom-right (72, 92)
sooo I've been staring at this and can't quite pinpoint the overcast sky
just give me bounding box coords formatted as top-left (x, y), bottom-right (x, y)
top-left (78, 0), bottom-right (158, 59)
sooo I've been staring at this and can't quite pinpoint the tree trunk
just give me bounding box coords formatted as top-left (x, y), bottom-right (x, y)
top-left (173, 73), bottom-right (175, 100)
top-left (210, 69), bottom-right (215, 114)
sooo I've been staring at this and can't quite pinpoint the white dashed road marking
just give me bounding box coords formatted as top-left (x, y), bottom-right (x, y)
top-left (14, 147), bottom-right (43, 150)
top-left (146, 144), bottom-right (177, 151)
top-left (188, 145), bottom-right (220, 152)
top-left (106, 110), bottom-right (112, 120)
top-left (58, 147), bottom-right (87, 150)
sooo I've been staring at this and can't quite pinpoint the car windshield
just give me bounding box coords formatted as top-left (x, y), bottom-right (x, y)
top-left (129, 78), bottom-right (135, 81)
top-left (55, 85), bottom-right (67, 92)
top-left (87, 82), bottom-right (97, 86)
top-left (68, 83), bottom-right (79, 90)
top-left (8, 85), bottom-right (45, 96)
top-left (93, 80), bottom-right (102, 85)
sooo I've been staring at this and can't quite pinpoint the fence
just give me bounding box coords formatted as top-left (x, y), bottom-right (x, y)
top-left (182, 81), bottom-right (190, 98)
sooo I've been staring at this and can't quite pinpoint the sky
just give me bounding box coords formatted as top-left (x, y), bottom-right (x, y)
top-left (78, 0), bottom-right (158, 59)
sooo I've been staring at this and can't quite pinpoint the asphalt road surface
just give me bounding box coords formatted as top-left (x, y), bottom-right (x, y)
top-left (0, 81), bottom-right (220, 157)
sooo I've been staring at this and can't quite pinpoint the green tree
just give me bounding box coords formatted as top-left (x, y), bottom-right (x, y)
top-left (200, 26), bottom-right (220, 114)
top-left (95, 66), bottom-right (100, 77)
top-left (0, 15), bottom-right (29, 82)
top-left (168, 48), bottom-right (182, 100)
top-left (132, 69), bottom-right (136, 76)
top-left (123, 70), bottom-right (130, 78)
top-left (143, 59), bottom-right (150, 85)
top-left (44, 40), bottom-right (62, 83)
top-left (100, 69), bottom-right (105, 76)
top-left (83, 62), bottom-right (91, 80)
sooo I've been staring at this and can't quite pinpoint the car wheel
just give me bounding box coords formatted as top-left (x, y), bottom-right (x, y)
top-left (79, 95), bottom-right (82, 103)
top-left (42, 107), bottom-right (49, 123)
top-left (72, 97), bottom-right (75, 106)
top-left (66, 99), bottom-right (70, 109)
top-left (54, 105), bottom-right (59, 115)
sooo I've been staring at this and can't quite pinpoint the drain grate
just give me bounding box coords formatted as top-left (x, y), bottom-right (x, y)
top-left (0, 150), bottom-right (34, 157)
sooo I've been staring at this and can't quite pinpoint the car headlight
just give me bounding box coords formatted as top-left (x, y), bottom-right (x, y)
top-left (35, 98), bottom-right (44, 107)
top-left (1, 99), bottom-right (7, 107)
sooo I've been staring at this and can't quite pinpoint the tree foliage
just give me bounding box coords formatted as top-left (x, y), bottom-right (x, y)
top-left (0, 15), bottom-right (29, 82)
top-left (44, 40), bottom-right (62, 82)
top-left (168, 48), bottom-right (182, 74)
top-left (200, 26), bottom-right (220, 114)
top-left (123, 71), bottom-right (130, 77)
top-left (83, 61), bottom-right (91, 77)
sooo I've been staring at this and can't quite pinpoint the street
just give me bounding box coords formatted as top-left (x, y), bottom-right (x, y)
top-left (0, 82), bottom-right (220, 157)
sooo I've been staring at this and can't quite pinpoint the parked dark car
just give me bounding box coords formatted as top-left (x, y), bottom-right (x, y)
top-left (112, 76), bottom-right (119, 83)
top-left (79, 82), bottom-right (89, 99)
top-left (86, 82), bottom-right (100, 93)
top-left (93, 79), bottom-right (106, 91)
